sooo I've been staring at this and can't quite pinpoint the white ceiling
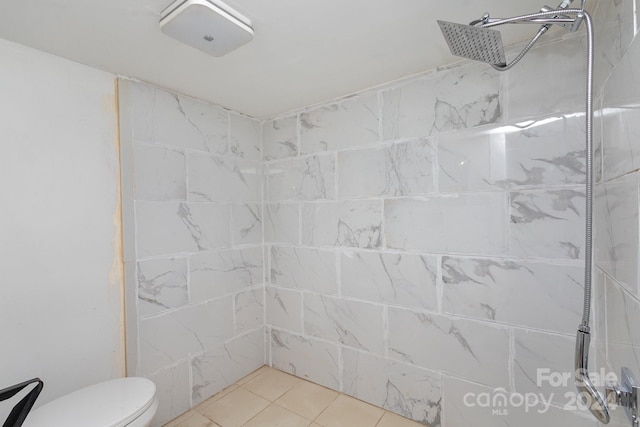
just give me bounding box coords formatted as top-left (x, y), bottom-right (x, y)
top-left (0, 0), bottom-right (568, 118)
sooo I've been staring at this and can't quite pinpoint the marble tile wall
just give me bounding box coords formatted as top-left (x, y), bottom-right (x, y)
top-left (113, 2), bottom-right (640, 427)
top-left (118, 80), bottom-right (264, 427)
top-left (262, 4), bottom-right (638, 425)
top-left (592, 1), bottom-right (640, 427)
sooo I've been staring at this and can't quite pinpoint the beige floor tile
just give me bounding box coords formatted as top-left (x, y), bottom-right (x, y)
top-left (194, 384), bottom-right (239, 412)
top-left (315, 395), bottom-right (384, 427)
top-left (164, 411), bottom-right (220, 427)
top-left (276, 380), bottom-right (339, 420)
top-left (242, 368), bottom-right (302, 401)
top-left (236, 365), bottom-right (271, 385)
top-left (376, 411), bottom-right (425, 427)
top-left (163, 410), bottom-right (200, 427)
top-left (199, 388), bottom-right (270, 427)
top-left (244, 404), bottom-right (312, 427)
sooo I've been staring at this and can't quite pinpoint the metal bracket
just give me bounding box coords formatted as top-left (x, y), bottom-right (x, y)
top-left (540, 5), bottom-right (574, 29)
top-left (606, 367), bottom-right (640, 427)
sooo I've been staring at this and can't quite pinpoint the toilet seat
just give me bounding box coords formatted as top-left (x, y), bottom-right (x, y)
top-left (22, 378), bottom-right (156, 427)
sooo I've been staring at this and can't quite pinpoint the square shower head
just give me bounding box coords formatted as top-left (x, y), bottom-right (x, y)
top-left (437, 20), bottom-right (506, 65)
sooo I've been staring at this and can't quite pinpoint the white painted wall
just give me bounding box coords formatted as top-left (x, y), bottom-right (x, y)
top-left (0, 37), bottom-right (123, 414)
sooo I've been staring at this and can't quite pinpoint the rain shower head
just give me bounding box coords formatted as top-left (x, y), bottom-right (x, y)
top-left (438, 2), bottom-right (588, 72)
top-left (437, 20), bottom-right (506, 66)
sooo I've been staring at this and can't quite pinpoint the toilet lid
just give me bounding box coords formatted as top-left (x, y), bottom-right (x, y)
top-left (23, 378), bottom-right (156, 427)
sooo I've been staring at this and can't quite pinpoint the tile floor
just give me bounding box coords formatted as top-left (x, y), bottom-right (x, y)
top-left (163, 366), bottom-right (425, 427)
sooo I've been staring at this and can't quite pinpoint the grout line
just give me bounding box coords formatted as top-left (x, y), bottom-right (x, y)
top-left (264, 242), bottom-right (585, 266)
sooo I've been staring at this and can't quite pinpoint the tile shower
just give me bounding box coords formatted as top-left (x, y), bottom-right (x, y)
top-left (116, 2), bottom-right (640, 426)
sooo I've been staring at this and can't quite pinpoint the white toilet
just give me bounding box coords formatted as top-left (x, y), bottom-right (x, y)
top-left (22, 377), bottom-right (157, 427)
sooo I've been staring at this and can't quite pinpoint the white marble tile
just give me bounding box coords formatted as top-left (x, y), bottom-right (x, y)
top-left (388, 308), bottom-right (510, 387)
top-left (338, 138), bottom-right (435, 198)
top-left (509, 188), bottom-right (586, 260)
top-left (229, 113), bottom-right (261, 161)
top-left (270, 329), bottom-right (340, 390)
top-left (303, 294), bottom-right (384, 353)
top-left (505, 400), bottom-right (598, 427)
top-left (602, 33), bottom-right (640, 109)
top-left (139, 297), bottom-right (234, 374)
top-left (300, 94), bottom-right (379, 154)
top-left (443, 376), bottom-right (597, 427)
top-left (342, 349), bottom-right (441, 426)
top-left (137, 257), bottom-right (188, 317)
top-left (385, 194), bottom-right (508, 255)
top-left (302, 200), bottom-right (383, 248)
top-left (128, 81), bottom-right (228, 154)
top-left (232, 203), bottom-right (262, 245)
top-left (606, 275), bottom-right (640, 367)
top-left (442, 376), bottom-right (507, 427)
top-left (269, 246), bottom-right (338, 295)
top-left (265, 203), bottom-right (299, 244)
top-left (191, 329), bottom-right (264, 405)
top-left (382, 63), bottom-right (502, 140)
top-left (442, 257), bottom-right (583, 333)
top-left (190, 247), bottom-right (263, 303)
top-left (341, 251), bottom-right (438, 310)
top-left (235, 287), bottom-right (264, 335)
top-left (135, 201), bottom-right (231, 258)
top-left (147, 361), bottom-right (191, 426)
top-left (593, 0), bottom-right (637, 95)
top-left (513, 329), bottom-right (575, 407)
top-left (188, 152), bottom-right (261, 202)
top-left (594, 173), bottom-right (639, 296)
top-left (133, 143), bottom-right (186, 201)
top-left (438, 115), bottom-right (586, 192)
top-left (505, 37), bottom-right (586, 121)
top-left (263, 116), bottom-right (298, 160)
top-left (601, 106), bottom-right (640, 182)
top-left (267, 154), bottom-right (335, 201)
top-left (266, 286), bottom-right (303, 333)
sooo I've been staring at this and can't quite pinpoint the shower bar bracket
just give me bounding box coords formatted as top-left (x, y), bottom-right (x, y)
top-left (477, 10), bottom-right (584, 32)
top-left (606, 367), bottom-right (640, 427)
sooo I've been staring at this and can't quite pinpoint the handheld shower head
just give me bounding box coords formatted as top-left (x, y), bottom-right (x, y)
top-left (576, 329), bottom-right (611, 423)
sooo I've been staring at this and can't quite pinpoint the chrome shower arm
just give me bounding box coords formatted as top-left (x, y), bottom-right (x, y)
top-left (481, 17), bottom-right (575, 26)
top-left (478, 8), bottom-right (585, 29)
top-left (478, 9), bottom-right (586, 75)
top-left (489, 25), bottom-right (548, 71)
